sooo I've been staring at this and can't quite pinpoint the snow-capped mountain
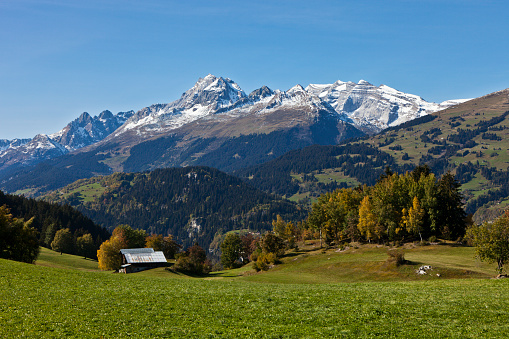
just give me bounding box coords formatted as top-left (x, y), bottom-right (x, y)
top-left (106, 75), bottom-right (463, 144)
top-left (0, 74), bottom-right (467, 195)
top-left (94, 74), bottom-right (364, 163)
top-left (0, 110), bottom-right (134, 175)
top-left (0, 138), bottom-right (31, 152)
top-left (306, 80), bottom-right (465, 132)
top-left (115, 74), bottom-right (246, 137)
top-left (50, 110), bottom-right (134, 150)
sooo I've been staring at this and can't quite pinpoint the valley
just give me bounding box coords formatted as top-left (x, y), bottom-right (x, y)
top-left (1, 79), bottom-right (508, 339)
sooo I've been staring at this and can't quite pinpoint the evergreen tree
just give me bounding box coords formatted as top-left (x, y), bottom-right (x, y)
top-left (436, 171), bottom-right (466, 239)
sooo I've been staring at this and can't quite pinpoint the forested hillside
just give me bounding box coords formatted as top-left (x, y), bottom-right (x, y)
top-left (238, 89), bottom-right (509, 222)
top-left (0, 190), bottom-right (109, 249)
top-left (43, 167), bottom-right (307, 251)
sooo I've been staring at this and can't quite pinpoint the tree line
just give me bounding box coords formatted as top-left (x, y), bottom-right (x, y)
top-left (0, 189), bottom-right (109, 261)
top-left (306, 166), bottom-right (467, 244)
top-left (218, 166), bottom-right (469, 271)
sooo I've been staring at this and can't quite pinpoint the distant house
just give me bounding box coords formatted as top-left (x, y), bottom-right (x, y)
top-left (119, 248), bottom-right (167, 273)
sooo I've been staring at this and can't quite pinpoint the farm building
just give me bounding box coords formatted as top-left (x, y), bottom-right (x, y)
top-left (119, 248), bottom-right (167, 273)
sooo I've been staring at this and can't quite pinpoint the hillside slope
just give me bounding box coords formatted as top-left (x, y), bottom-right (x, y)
top-left (0, 189), bottom-right (109, 248)
top-left (1, 74), bottom-right (460, 197)
top-left (43, 166), bottom-right (307, 251)
top-left (238, 88), bottom-right (509, 222)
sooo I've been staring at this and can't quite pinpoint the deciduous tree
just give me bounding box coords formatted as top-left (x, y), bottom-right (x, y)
top-left (175, 243), bottom-right (210, 274)
top-left (76, 233), bottom-right (96, 259)
top-left (113, 224), bottom-right (146, 248)
top-left (358, 196), bottom-right (379, 242)
top-left (51, 228), bottom-right (75, 255)
top-left (467, 212), bottom-right (509, 274)
top-left (145, 234), bottom-right (181, 259)
top-left (403, 197), bottom-right (425, 242)
top-left (97, 235), bottom-right (126, 271)
top-left (220, 233), bottom-right (243, 269)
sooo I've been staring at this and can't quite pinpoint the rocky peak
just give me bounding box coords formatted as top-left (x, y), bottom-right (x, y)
top-left (248, 86), bottom-right (274, 101)
top-left (178, 74), bottom-right (247, 110)
top-left (99, 110), bottom-right (114, 120)
top-left (77, 112), bottom-right (93, 125)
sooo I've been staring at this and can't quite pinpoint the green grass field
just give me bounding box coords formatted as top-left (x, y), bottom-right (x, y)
top-left (1, 244), bottom-right (508, 337)
top-left (2, 255), bottom-right (509, 338)
top-left (35, 247), bottom-right (102, 272)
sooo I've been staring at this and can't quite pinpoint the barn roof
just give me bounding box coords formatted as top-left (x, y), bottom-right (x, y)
top-left (120, 248), bottom-right (167, 264)
top-left (120, 248), bottom-right (154, 255)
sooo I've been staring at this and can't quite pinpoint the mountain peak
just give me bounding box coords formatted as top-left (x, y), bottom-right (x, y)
top-left (99, 110), bottom-right (114, 120)
top-left (287, 84), bottom-right (305, 94)
top-left (78, 112), bottom-right (92, 124)
top-left (249, 85), bottom-right (274, 100)
top-left (357, 80), bottom-right (372, 86)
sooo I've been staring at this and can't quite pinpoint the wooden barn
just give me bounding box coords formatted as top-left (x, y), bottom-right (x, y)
top-left (119, 248), bottom-right (167, 273)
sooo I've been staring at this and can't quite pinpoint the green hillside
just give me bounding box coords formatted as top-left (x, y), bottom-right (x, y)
top-left (34, 239), bottom-right (496, 283)
top-left (2, 245), bottom-right (509, 338)
top-left (43, 166), bottom-right (307, 251)
top-left (35, 247), bottom-right (101, 272)
top-left (238, 89), bottom-right (509, 221)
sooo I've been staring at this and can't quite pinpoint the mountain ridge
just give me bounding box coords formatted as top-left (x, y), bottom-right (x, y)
top-left (0, 74), bottom-right (465, 195)
top-left (235, 88), bottom-right (509, 223)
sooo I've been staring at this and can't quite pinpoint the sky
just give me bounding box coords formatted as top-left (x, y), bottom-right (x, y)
top-left (1, 0), bottom-right (508, 139)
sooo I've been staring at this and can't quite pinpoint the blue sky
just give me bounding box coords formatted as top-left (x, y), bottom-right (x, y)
top-left (1, 0), bottom-right (508, 139)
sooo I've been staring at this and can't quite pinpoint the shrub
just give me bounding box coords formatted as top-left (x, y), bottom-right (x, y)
top-left (387, 250), bottom-right (406, 266)
top-left (252, 252), bottom-right (279, 271)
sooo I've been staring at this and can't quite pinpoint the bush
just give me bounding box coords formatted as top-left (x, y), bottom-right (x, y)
top-left (252, 251), bottom-right (279, 271)
top-left (174, 243), bottom-right (211, 274)
top-left (387, 250), bottom-right (406, 266)
top-left (302, 229), bottom-right (314, 241)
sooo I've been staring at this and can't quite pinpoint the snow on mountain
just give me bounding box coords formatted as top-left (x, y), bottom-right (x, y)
top-left (0, 138), bottom-right (31, 153)
top-left (121, 75), bottom-right (461, 138)
top-left (0, 134), bottom-right (68, 168)
top-left (111, 76), bottom-right (358, 141)
top-left (50, 110), bottom-right (134, 150)
top-left (1, 74), bottom-right (466, 177)
top-left (306, 80), bottom-right (458, 131)
top-left (0, 110), bottom-right (135, 172)
top-left (116, 74), bottom-right (247, 137)
top-left (440, 99), bottom-right (472, 107)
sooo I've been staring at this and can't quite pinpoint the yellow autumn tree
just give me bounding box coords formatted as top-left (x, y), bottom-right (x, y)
top-left (404, 196), bottom-right (425, 242)
top-left (358, 196), bottom-right (380, 242)
top-left (97, 234), bottom-right (126, 271)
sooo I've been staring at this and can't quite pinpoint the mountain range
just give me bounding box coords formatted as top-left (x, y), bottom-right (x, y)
top-left (0, 110), bottom-right (134, 176)
top-left (237, 88), bottom-right (509, 223)
top-left (0, 74), bottom-right (463, 195)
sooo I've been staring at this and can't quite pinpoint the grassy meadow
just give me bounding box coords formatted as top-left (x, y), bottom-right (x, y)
top-left (1, 244), bottom-right (509, 337)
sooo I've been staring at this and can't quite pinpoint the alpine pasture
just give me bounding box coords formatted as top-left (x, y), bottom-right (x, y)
top-left (1, 245), bottom-right (509, 338)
